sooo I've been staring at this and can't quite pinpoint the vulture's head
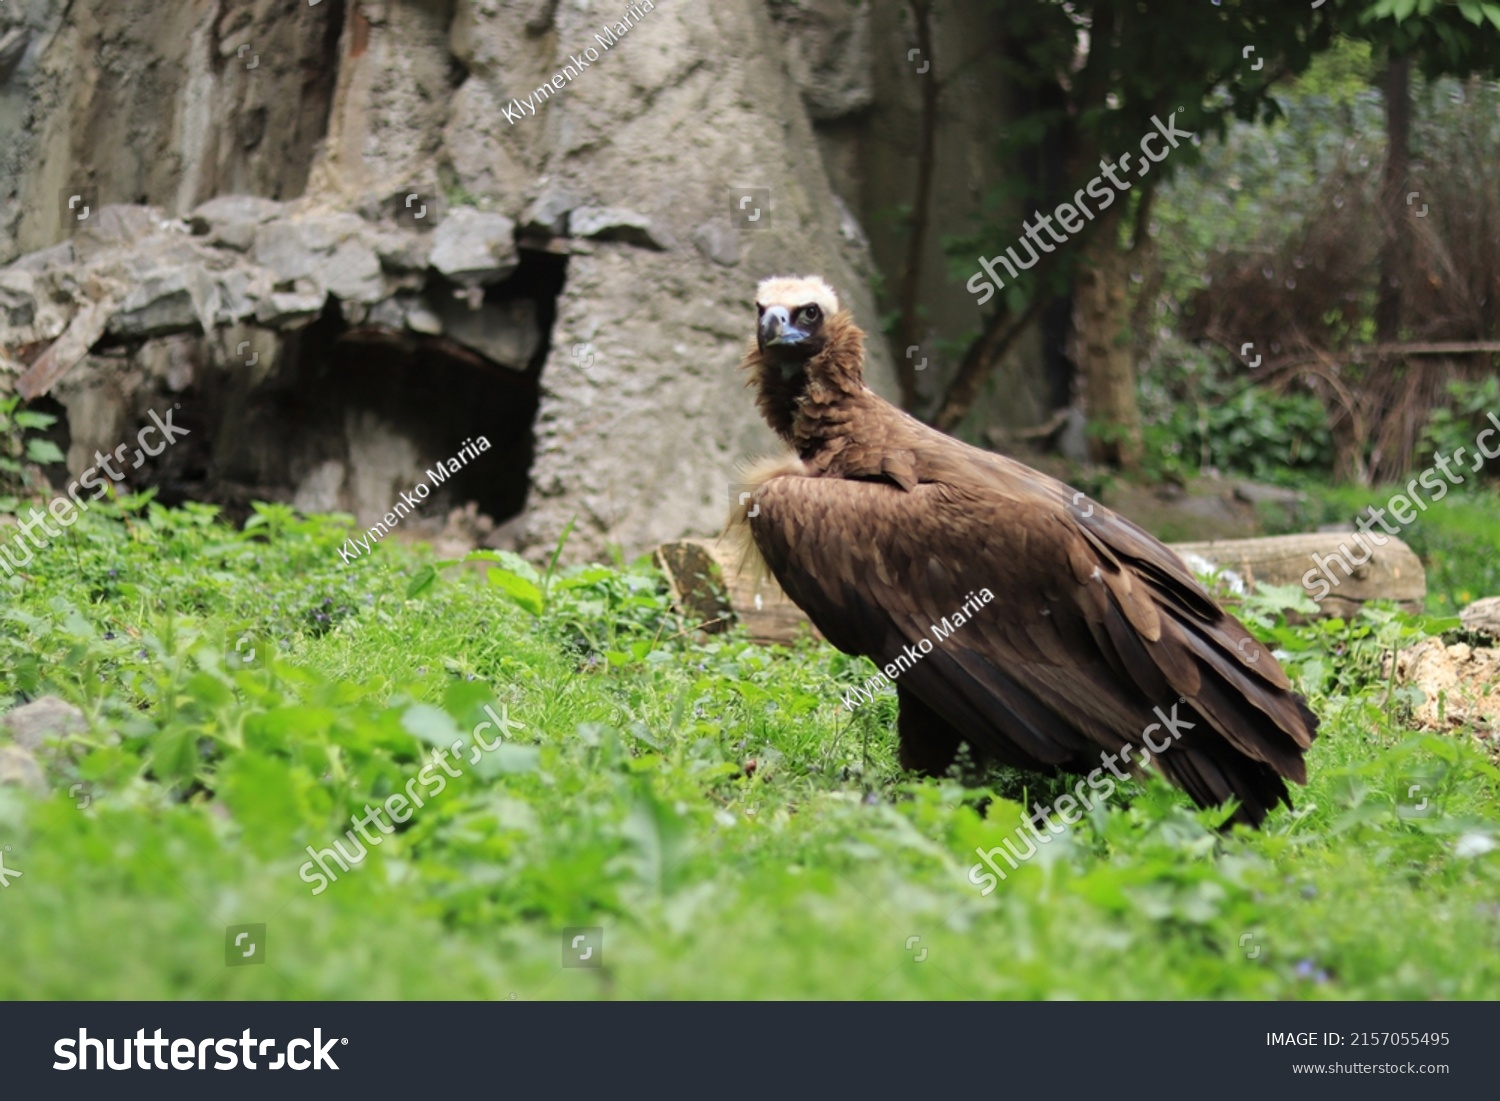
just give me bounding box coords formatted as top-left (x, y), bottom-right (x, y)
top-left (744, 274), bottom-right (865, 442)
top-left (755, 275), bottom-right (841, 373)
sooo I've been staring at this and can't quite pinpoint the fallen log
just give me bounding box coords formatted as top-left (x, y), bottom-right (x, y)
top-left (655, 531), bottom-right (1426, 645)
top-left (1171, 532), bottom-right (1425, 620)
top-left (1460, 597), bottom-right (1500, 640)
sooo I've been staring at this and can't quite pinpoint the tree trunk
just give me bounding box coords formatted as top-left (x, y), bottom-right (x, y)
top-left (1073, 206), bottom-right (1143, 470)
top-left (893, 0), bottom-right (938, 411)
top-left (1376, 54), bottom-right (1412, 345)
top-left (1366, 54), bottom-right (1414, 482)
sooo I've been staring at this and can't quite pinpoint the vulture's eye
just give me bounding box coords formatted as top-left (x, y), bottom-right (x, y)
top-left (802, 304), bottom-right (821, 323)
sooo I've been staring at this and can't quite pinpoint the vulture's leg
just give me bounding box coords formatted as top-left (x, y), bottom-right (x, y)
top-left (895, 685), bottom-right (967, 774)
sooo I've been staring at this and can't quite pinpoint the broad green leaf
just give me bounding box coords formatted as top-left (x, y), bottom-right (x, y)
top-left (405, 564), bottom-right (437, 598)
top-left (184, 671), bottom-right (233, 709)
top-left (477, 743), bottom-right (540, 778)
top-left (25, 439), bottom-right (66, 465)
top-left (217, 753), bottom-right (318, 855)
top-left (486, 567), bottom-right (544, 615)
top-left (150, 722), bottom-right (200, 786)
top-left (621, 784), bottom-right (691, 895)
top-left (401, 703), bottom-right (463, 750)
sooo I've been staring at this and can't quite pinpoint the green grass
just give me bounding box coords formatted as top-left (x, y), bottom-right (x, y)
top-left (1, 494), bottom-right (1498, 999)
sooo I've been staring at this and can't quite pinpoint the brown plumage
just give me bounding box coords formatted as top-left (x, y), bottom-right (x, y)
top-left (729, 275), bottom-right (1319, 827)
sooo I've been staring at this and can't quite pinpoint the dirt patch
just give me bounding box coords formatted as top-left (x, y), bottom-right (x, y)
top-left (1393, 638), bottom-right (1500, 739)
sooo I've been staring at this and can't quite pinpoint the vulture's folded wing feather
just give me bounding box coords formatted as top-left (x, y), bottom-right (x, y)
top-left (746, 468), bottom-right (1317, 824)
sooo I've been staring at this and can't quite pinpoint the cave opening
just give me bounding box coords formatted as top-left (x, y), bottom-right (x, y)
top-left (27, 241), bottom-right (566, 547)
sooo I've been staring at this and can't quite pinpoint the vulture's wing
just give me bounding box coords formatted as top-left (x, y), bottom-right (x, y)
top-left (746, 464), bottom-right (1318, 824)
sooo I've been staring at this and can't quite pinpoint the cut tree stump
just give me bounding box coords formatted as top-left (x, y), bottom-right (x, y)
top-left (655, 531), bottom-right (1426, 645)
top-left (653, 539), bottom-right (818, 645)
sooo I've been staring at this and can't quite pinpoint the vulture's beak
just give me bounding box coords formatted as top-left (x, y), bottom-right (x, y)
top-left (759, 305), bottom-right (809, 348)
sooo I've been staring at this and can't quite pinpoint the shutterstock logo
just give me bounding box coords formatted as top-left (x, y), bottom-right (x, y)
top-left (53, 1028), bottom-right (344, 1071)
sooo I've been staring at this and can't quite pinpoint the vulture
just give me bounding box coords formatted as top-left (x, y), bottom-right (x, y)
top-left (728, 275), bottom-right (1318, 827)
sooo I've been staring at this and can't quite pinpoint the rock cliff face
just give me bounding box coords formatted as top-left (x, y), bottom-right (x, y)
top-left (0, 0), bottom-right (899, 560)
top-left (768, 0), bottom-right (1053, 436)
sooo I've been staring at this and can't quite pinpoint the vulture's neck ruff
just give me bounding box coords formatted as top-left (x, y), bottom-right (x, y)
top-left (744, 276), bottom-right (865, 453)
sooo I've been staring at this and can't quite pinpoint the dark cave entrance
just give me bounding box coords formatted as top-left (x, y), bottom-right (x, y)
top-left (41, 246), bottom-right (567, 541)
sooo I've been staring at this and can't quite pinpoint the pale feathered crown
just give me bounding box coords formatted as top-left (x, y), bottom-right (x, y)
top-left (755, 275), bottom-right (840, 318)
